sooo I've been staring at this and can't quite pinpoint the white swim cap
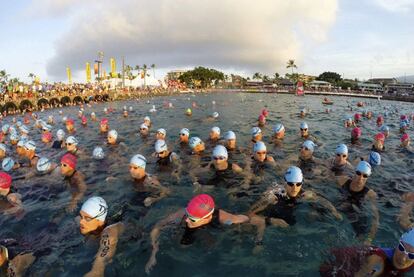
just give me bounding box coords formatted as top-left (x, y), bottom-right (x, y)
top-left (302, 140), bottom-right (316, 153)
top-left (2, 124), bottom-right (10, 134)
top-left (300, 122), bottom-right (308, 130)
top-left (155, 139), bottom-right (168, 153)
top-left (189, 137), bottom-right (203, 149)
top-left (56, 129), bottom-right (65, 141)
top-left (335, 144), bottom-right (348, 155)
top-left (180, 128), bottom-right (190, 136)
top-left (211, 126), bottom-right (221, 135)
top-left (24, 140), bottom-right (36, 151)
top-left (144, 116), bottom-right (151, 122)
top-left (212, 112), bottom-right (219, 118)
top-left (140, 123), bottom-right (148, 130)
top-left (37, 157), bottom-right (51, 173)
top-left (108, 130), bottom-right (118, 140)
top-left (356, 161), bottom-right (372, 176)
top-left (66, 136), bottom-right (79, 146)
top-left (224, 131), bottom-right (236, 140)
top-left (93, 147), bottom-right (105, 160)
top-left (273, 123), bottom-right (285, 134)
top-left (0, 143), bottom-right (6, 153)
top-left (2, 157), bottom-right (15, 172)
top-left (251, 127), bottom-right (262, 136)
top-left (253, 141), bottom-right (267, 152)
top-left (91, 112), bottom-right (96, 117)
top-left (212, 145), bottom-right (228, 159)
top-left (81, 196), bottom-right (108, 222)
top-left (285, 166), bottom-right (303, 183)
top-left (20, 125), bottom-right (29, 134)
top-left (130, 154), bottom-right (147, 169)
top-left (9, 133), bottom-right (19, 142)
top-left (156, 128), bottom-right (166, 136)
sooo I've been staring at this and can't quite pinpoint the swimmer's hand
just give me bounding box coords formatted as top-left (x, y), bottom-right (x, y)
top-left (8, 252), bottom-right (35, 277)
top-left (333, 210), bottom-right (343, 221)
top-left (193, 182), bottom-right (202, 192)
top-left (269, 218), bottom-right (289, 228)
top-left (144, 197), bottom-right (156, 207)
top-left (105, 176), bottom-right (117, 183)
top-left (66, 202), bottom-right (77, 213)
top-left (145, 242), bottom-right (159, 274)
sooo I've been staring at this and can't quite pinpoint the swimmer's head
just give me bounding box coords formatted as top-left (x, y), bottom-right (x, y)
top-left (155, 140), bottom-right (169, 158)
top-left (212, 112), bottom-right (219, 119)
top-left (261, 108), bottom-right (269, 117)
top-left (0, 172), bottom-right (12, 195)
top-left (56, 129), bottom-right (65, 141)
top-left (81, 116), bottom-right (87, 125)
top-left (9, 133), bottom-right (19, 145)
top-left (368, 151), bottom-right (381, 167)
top-left (42, 132), bottom-right (52, 143)
top-left (273, 123), bottom-right (285, 139)
top-left (300, 140), bottom-right (315, 159)
top-left (24, 140), bottom-right (36, 154)
top-left (351, 127), bottom-right (362, 139)
top-left (335, 144), bottom-right (348, 165)
top-left (189, 137), bottom-right (205, 153)
top-left (394, 229), bottom-right (414, 269)
top-left (179, 128), bottom-right (190, 143)
top-left (284, 166), bottom-right (303, 198)
top-left (144, 116), bottom-right (151, 125)
top-left (258, 114), bottom-right (266, 124)
top-left (129, 154), bottom-right (147, 179)
top-left (186, 108), bottom-right (192, 116)
top-left (107, 130), bottom-right (118, 145)
top-left (253, 141), bottom-right (267, 162)
top-left (224, 131), bottom-right (236, 149)
top-left (401, 133), bottom-right (410, 147)
top-left (19, 125), bottom-right (29, 135)
top-left (65, 136), bottom-right (79, 152)
top-left (353, 161), bottom-right (371, 186)
top-left (212, 145), bottom-right (228, 166)
top-left (139, 123), bottom-right (149, 136)
top-left (251, 127), bottom-right (262, 141)
top-left (79, 196), bottom-right (108, 235)
top-left (0, 144), bottom-right (6, 158)
top-left (93, 147), bottom-right (105, 160)
top-left (1, 124), bottom-right (9, 134)
top-left (300, 122), bottom-right (309, 137)
top-left (37, 157), bottom-right (51, 173)
top-left (185, 194), bottom-right (215, 229)
top-left (210, 127), bottom-right (221, 140)
top-left (2, 157), bottom-right (15, 172)
top-left (380, 125), bottom-right (390, 137)
top-left (60, 153), bottom-right (77, 176)
top-left (156, 128), bottom-right (166, 140)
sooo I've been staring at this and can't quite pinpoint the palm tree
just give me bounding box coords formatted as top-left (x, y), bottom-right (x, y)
top-left (286, 60), bottom-right (297, 74)
top-left (0, 70), bottom-right (9, 84)
top-left (262, 75), bottom-right (270, 82)
top-left (151, 64), bottom-right (156, 78)
top-left (142, 64), bottom-right (148, 87)
top-left (252, 72), bottom-right (262, 80)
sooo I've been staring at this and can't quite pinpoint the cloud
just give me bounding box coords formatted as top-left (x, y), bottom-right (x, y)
top-left (44, 0), bottom-right (338, 80)
top-left (372, 0), bottom-right (414, 12)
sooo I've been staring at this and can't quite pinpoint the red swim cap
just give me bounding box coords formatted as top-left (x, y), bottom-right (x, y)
top-left (0, 172), bottom-right (12, 189)
top-left (352, 127), bottom-right (362, 138)
top-left (186, 194), bottom-right (215, 218)
top-left (401, 133), bottom-right (410, 142)
top-left (100, 118), bottom-right (108, 125)
top-left (374, 133), bottom-right (385, 141)
top-left (401, 115), bottom-right (407, 120)
top-left (354, 113), bottom-right (361, 120)
top-left (259, 114), bottom-right (266, 121)
top-left (261, 109), bottom-right (269, 117)
top-left (66, 118), bottom-right (74, 125)
top-left (61, 153), bottom-right (77, 169)
top-left (376, 116), bottom-right (383, 123)
top-left (42, 132), bottom-right (52, 141)
top-left (81, 116), bottom-right (87, 124)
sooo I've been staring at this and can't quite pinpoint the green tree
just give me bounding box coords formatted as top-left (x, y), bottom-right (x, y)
top-left (151, 64), bottom-right (156, 78)
top-left (252, 72), bottom-right (262, 80)
top-left (178, 66), bottom-right (224, 88)
top-left (286, 59), bottom-right (297, 74)
top-left (262, 75), bottom-right (270, 82)
top-left (316, 71), bottom-right (342, 85)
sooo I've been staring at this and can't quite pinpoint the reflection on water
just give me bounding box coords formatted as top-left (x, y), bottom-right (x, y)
top-left (1, 92), bottom-right (413, 276)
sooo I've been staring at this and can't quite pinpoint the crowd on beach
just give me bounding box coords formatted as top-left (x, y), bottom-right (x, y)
top-left (0, 94), bottom-right (413, 276)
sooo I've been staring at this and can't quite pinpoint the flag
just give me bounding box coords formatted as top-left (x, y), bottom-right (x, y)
top-left (296, 81), bottom-right (304, 96)
top-left (94, 63), bottom-right (99, 75)
top-left (141, 71), bottom-right (145, 79)
top-left (66, 67), bottom-right (72, 84)
top-left (103, 70), bottom-right (107, 79)
top-left (86, 62), bottom-right (91, 82)
top-left (110, 58), bottom-right (116, 75)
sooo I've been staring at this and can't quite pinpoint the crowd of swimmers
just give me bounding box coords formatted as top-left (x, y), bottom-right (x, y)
top-left (0, 98), bottom-right (413, 276)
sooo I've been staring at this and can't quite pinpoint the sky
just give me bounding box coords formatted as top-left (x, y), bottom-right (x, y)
top-left (1, 0), bottom-right (414, 83)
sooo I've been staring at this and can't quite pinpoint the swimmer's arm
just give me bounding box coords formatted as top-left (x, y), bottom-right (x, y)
top-left (365, 190), bottom-right (379, 245)
top-left (398, 200), bottom-right (414, 230)
top-left (355, 254), bottom-right (384, 277)
top-left (86, 223), bottom-right (125, 277)
top-left (146, 210), bottom-right (185, 274)
top-left (265, 155), bottom-right (276, 166)
top-left (189, 163), bottom-right (211, 184)
top-left (336, 175), bottom-right (349, 187)
top-left (219, 210), bottom-right (249, 225)
top-left (248, 190), bottom-right (278, 215)
top-left (7, 252), bottom-right (35, 277)
top-left (304, 191), bottom-right (342, 220)
top-left (232, 163), bottom-right (243, 174)
top-left (68, 174), bottom-right (87, 212)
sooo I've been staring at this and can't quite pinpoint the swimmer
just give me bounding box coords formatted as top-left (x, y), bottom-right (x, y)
top-left (351, 127), bottom-right (362, 145)
top-left (355, 229), bottom-right (414, 276)
top-left (398, 192), bottom-right (414, 230)
top-left (400, 121), bottom-right (408, 134)
top-left (272, 123), bottom-right (285, 141)
top-left (107, 130), bottom-right (119, 145)
top-left (16, 139), bottom-right (27, 158)
top-left (329, 144), bottom-right (354, 176)
top-left (189, 137), bottom-right (205, 155)
top-left (143, 116), bottom-right (151, 127)
top-left (336, 161), bottom-right (379, 244)
top-left (299, 108), bottom-right (306, 118)
top-left (400, 133), bottom-right (411, 149)
top-left (0, 143), bottom-right (6, 160)
top-left (251, 127), bottom-right (262, 143)
top-left (17, 157), bottom-right (59, 179)
top-left (185, 108), bottom-right (192, 116)
top-left (52, 129), bottom-right (65, 149)
top-left (258, 114), bottom-right (266, 127)
top-left (380, 125), bottom-right (390, 138)
top-left (145, 194), bottom-right (249, 273)
top-left (60, 153), bottom-right (86, 212)
top-left (155, 128), bottom-right (166, 141)
top-left (65, 118), bottom-right (76, 134)
top-left (129, 154), bottom-right (170, 207)
top-left (47, 115), bottom-right (54, 125)
top-left (224, 131), bottom-right (237, 151)
top-left (209, 126), bottom-right (221, 143)
top-left (299, 122), bottom-right (318, 142)
top-left (178, 128), bottom-right (190, 144)
top-left (0, 243), bottom-right (35, 276)
top-left (123, 110), bottom-right (128, 117)
top-left (23, 140), bottom-right (39, 167)
top-left (2, 157), bottom-right (20, 172)
top-left (376, 115), bottom-right (384, 127)
top-left (100, 118), bottom-right (109, 133)
top-left (154, 140), bottom-right (182, 180)
top-left (65, 136), bottom-right (83, 156)
top-left (345, 117), bottom-right (356, 128)
top-left (9, 133), bottom-right (19, 146)
top-left (90, 112), bottom-right (97, 121)
top-left (81, 116), bottom-right (87, 126)
top-left (78, 197), bottom-right (124, 277)
top-left (19, 125), bottom-right (29, 138)
top-left (139, 123), bottom-right (149, 137)
top-left (372, 133), bottom-right (385, 152)
top-left (354, 113), bottom-right (362, 123)
top-left (0, 172), bottom-right (23, 215)
top-left (41, 132), bottom-right (52, 144)
top-left (249, 166), bottom-right (342, 246)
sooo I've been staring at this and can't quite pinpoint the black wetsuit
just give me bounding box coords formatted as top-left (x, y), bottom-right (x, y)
top-left (180, 209), bottom-right (221, 245)
top-left (338, 179), bottom-right (370, 235)
top-left (260, 185), bottom-right (304, 226)
top-left (297, 157), bottom-right (317, 180)
top-left (204, 162), bottom-right (240, 188)
top-left (52, 140), bottom-right (63, 149)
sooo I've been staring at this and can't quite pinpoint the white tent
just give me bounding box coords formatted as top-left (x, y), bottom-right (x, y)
top-left (128, 73), bottom-right (161, 88)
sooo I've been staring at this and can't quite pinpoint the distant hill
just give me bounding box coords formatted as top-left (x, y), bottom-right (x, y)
top-left (396, 75), bottom-right (414, 83)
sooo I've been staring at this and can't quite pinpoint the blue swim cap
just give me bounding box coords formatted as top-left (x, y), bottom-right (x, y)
top-left (302, 140), bottom-right (316, 153)
top-left (180, 128), bottom-right (190, 136)
top-left (108, 130), bottom-right (118, 140)
top-left (189, 137), bottom-right (203, 149)
top-left (401, 229), bottom-right (414, 247)
top-left (66, 136), bottom-right (79, 146)
top-left (285, 166), bottom-right (303, 183)
top-left (300, 122), bottom-right (308, 129)
top-left (253, 141), bottom-right (267, 153)
top-left (37, 157), bottom-right (51, 173)
top-left (212, 145), bottom-right (228, 159)
top-left (356, 161), bottom-right (372, 176)
top-left (155, 139), bottom-right (168, 153)
top-left (224, 131), bottom-right (236, 140)
top-left (93, 147), bottom-right (105, 160)
top-left (380, 125), bottom-right (389, 133)
top-left (335, 144), bottom-right (348, 155)
top-left (273, 123), bottom-right (285, 134)
top-left (251, 127), bottom-right (262, 136)
top-left (368, 151), bottom-right (381, 166)
top-left (2, 157), bottom-right (15, 172)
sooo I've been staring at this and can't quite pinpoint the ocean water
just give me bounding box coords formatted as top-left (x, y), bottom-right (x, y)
top-left (1, 91), bottom-right (413, 276)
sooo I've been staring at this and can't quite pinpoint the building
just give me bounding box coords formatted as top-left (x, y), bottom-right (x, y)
top-left (386, 83), bottom-right (414, 95)
top-left (166, 70), bottom-right (187, 81)
top-left (309, 80), bottom-right (332, 90)
top-left (368, 78), bottom-right (397, 86)
top-left (357, 82), bottom-right (383, 93)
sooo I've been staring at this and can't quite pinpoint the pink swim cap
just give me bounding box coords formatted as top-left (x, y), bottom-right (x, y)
top-left (61, 153), bottom-right (77, 169)
top-left (401, 133), bottom-right (410, 142)
top-left (0, 172), bottom-right (12, 189)
top-left (186, 194), bottom-right (215, 218)
top-left (100, 118), bottom-right (108, 125)
top-left (261, 109), bottom-right (269, 117)
top-left (81, 116), bottom-right (87, 124)
top-left (352, 127), bottom-right (362, 138)
top-left (259, 114), bottom-right (266, 121)
top-left (66, 118), bottom-right (74, 125)
top-left (42, 132), bottom-right (52, 141)
top-left (354, 113), bottom-right (361, 120)
top-left (374, 133), bottom-right (385, 142)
